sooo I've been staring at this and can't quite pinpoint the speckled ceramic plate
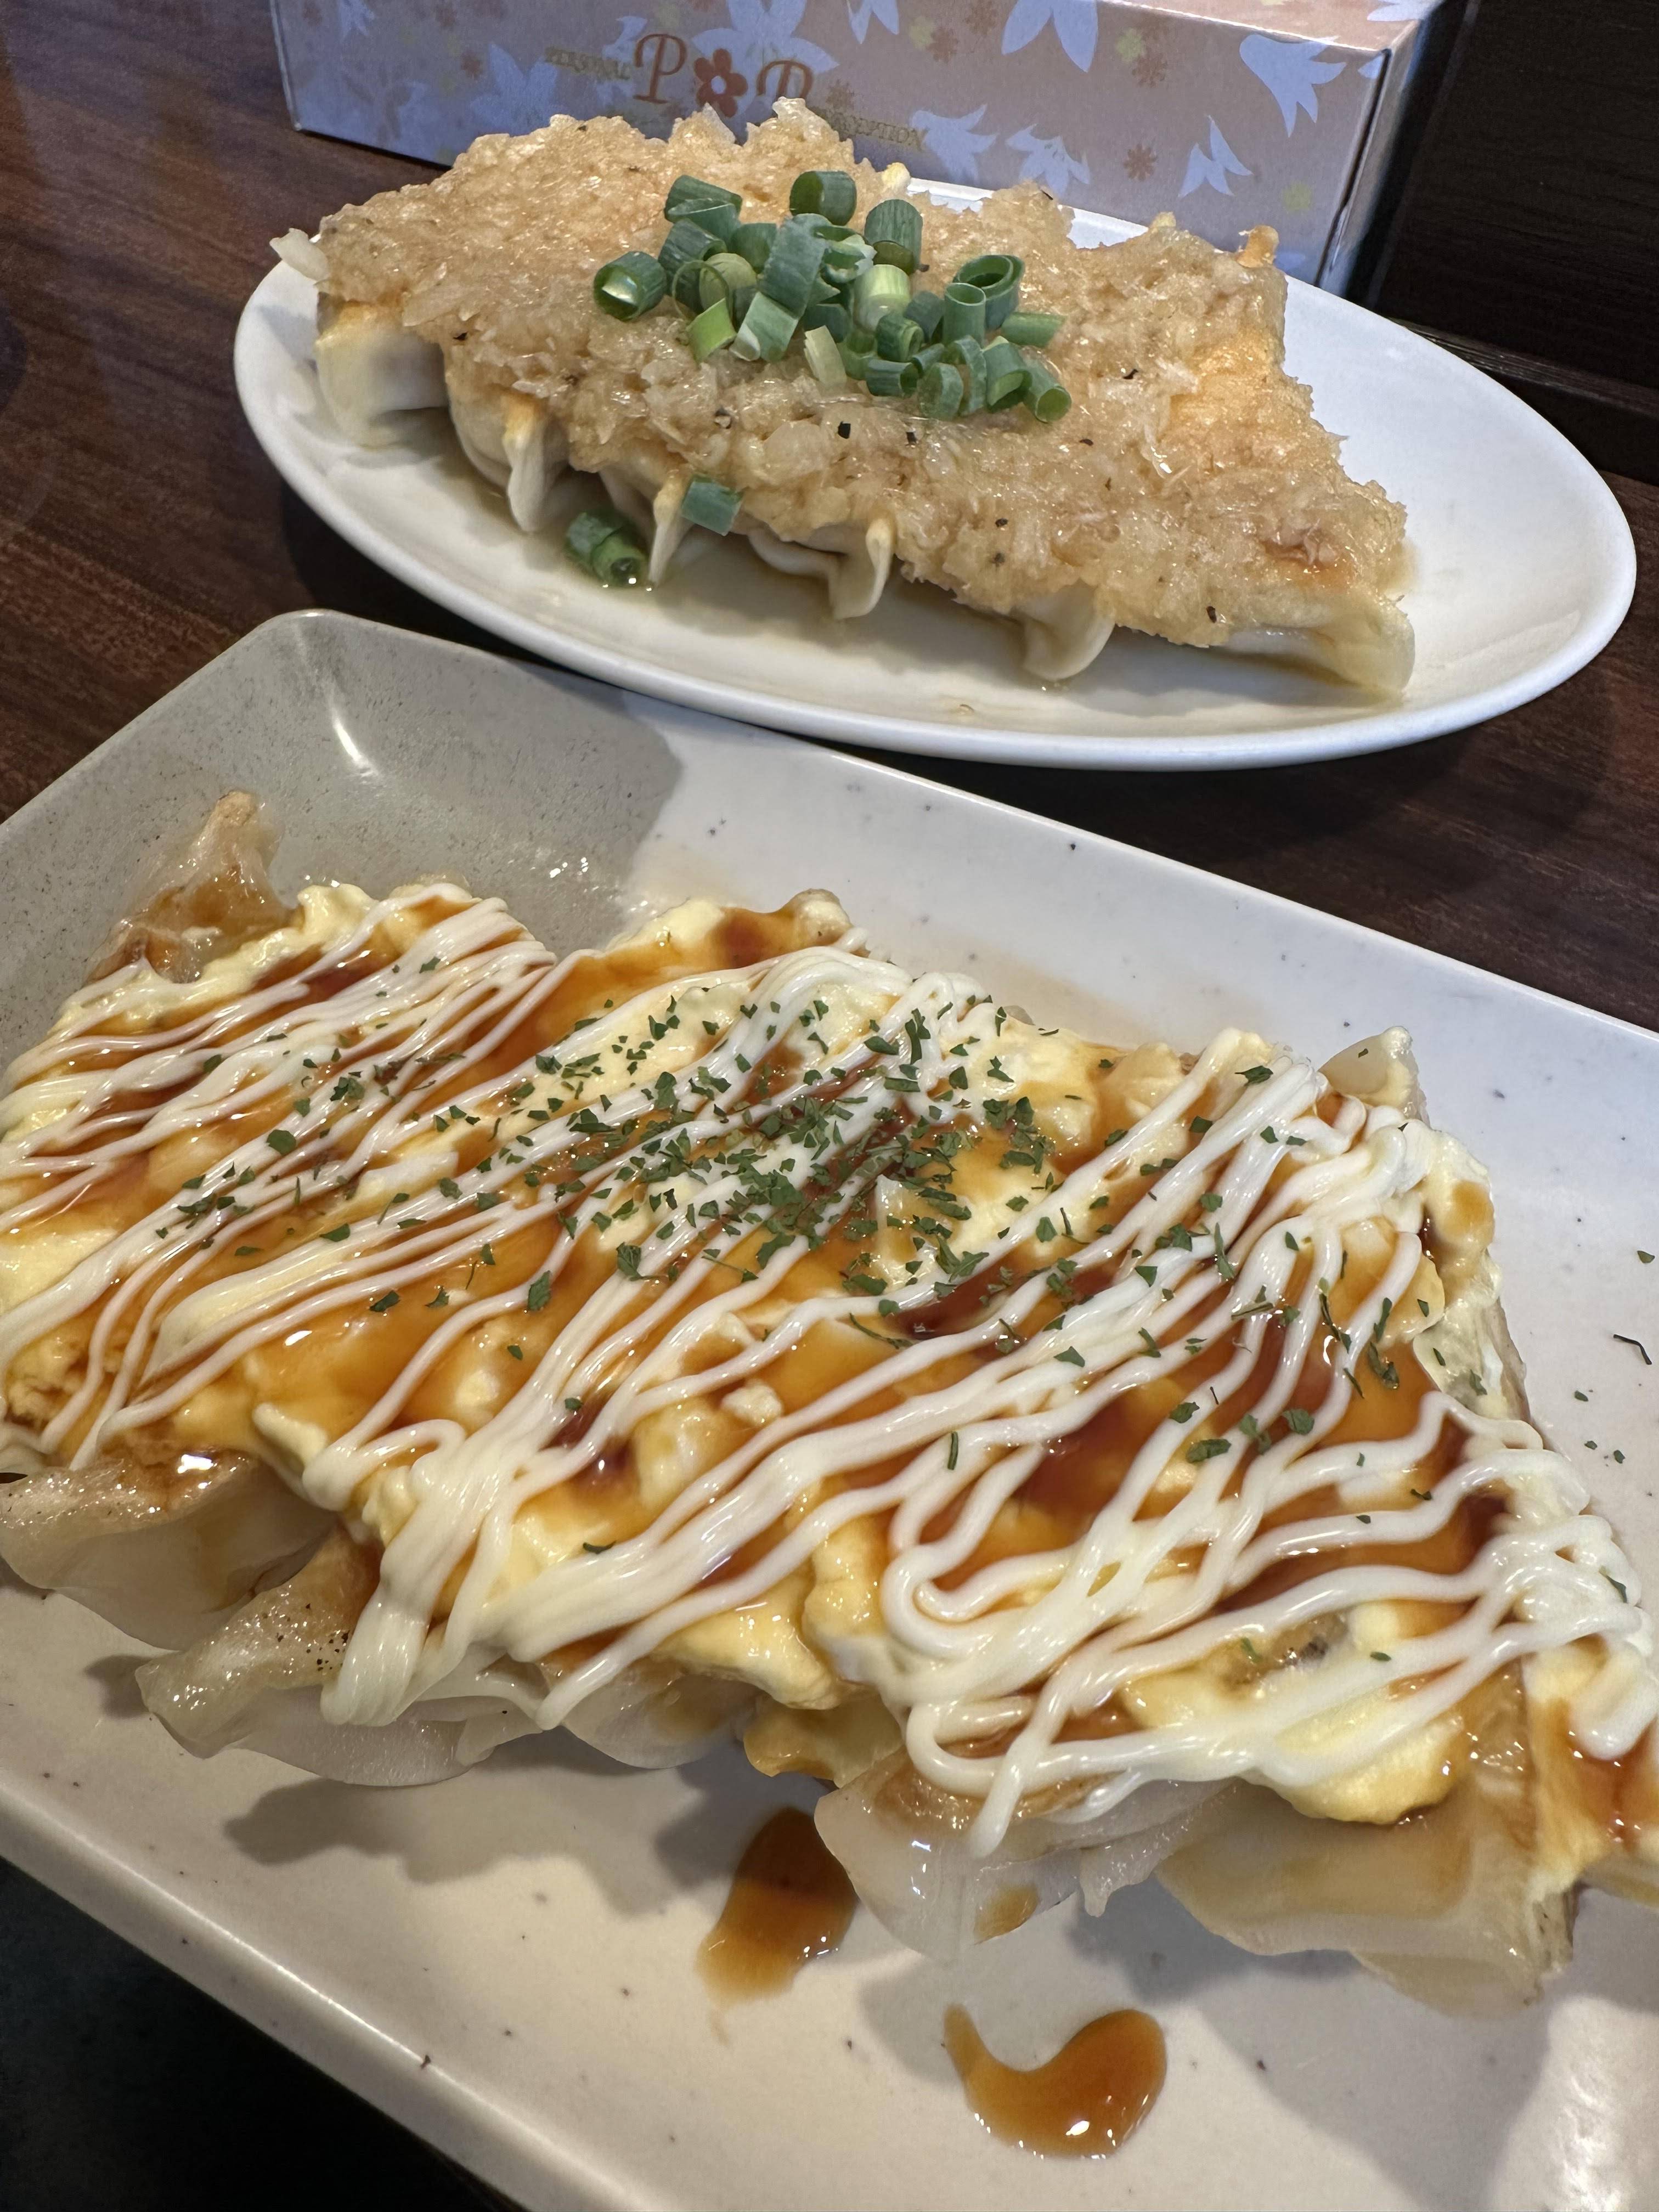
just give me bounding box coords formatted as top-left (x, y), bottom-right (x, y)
top-left (2, 612), bottom-right (1656, 2211)
top-left (233, 191), bottom-right (1633, 771)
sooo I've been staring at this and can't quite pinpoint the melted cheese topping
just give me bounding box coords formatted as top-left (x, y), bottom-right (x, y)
top-left (2, 882), bottom-right (1653, 1855)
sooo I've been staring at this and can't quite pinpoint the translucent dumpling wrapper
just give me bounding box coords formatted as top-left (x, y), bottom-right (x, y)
top-left (741, 516), bottom-right (895, 620)
top-left (817, 1750), bottom-right (1224, 1962)
top-left (0, 1448), bottom-right (329, 1650)
top-left (444, 366), bottom-right (568, 534)
top-left (1155, 1674), bottom-right (1573, 2016)
top-left (285, 101), bottom-right (1414, 693)
top-left (4, 794), bottom-right (1657, 2023)
top-left (134, 1528), bottom-right (535, 1785)
top-left (313, 295), bottom-right (445, 449)
top-left (1015, 586), bottom-right (1116, 681)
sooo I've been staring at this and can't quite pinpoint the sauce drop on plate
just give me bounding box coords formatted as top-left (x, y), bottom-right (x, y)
top-left (943, 2003), bottom-right (1166, 2157)
top-left (697, 1806), bottom-right (857, 2001)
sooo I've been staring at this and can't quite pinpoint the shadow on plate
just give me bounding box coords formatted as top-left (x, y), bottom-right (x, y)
top-left (215, 1729), bottom-right (808, 1917)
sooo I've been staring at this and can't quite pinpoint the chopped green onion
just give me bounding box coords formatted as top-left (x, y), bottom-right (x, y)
top-left (731, 221), bottom-right (777, 271)
top-left (670, 257), bottom-right (710, 313)
top-left (838, 332), bottom-right (875, 378)
top-left (944, 335), bottom-right (988, 413)
top-left (1001, 308), bottom-right (1063, 348)
top-left (1020, 351), bottom-right (1071, 421)
top-left (663, 174), bottom-right (741, 220)
top-left (681, 477), bottom-right (742, 534)
top-left (759, 221), bottom-right (829, 314)
top-left (853, 261), bottom-right (910, 331)
top-left (942, 281), bottom-right (986, 344)
top-left (874, 310), bottom-right (921, 361)
top-left (789, 169), bottom-right (857, 223)
top-left (803, 323), bottom-right (849, 390)
top-left (862, 198), bottom-right (922, 273)
top-left (955, 253), bottom-right (1021, 327)
top-left (658, 219), bottom-right (718, 283)
top-left (919, 361), bottom-right (964, 418)
top-left (687, 298), bottom-right (736, 362)
top-left (904, 291), bottom-right (945, 341)
top-left (699, 251), bottom-right (758, 313)
top-left (565, 507), bottom-right (645, 586)
top-left (822, 236), bottom-right (873, 289)
top-left (863, 356), bottom-right (918, 397)
top-left (733, 291), bottom-right (800, 362)
top-left (981, 336), bottom-right (1028, 410)
top-left (592, 251), bottom-right (667, 320)
top-left (802, 298), bottom-right (850, 340)
top-left (681, 200), bottom-right (740, 245)
top-left (912, 341), bottom-right (944, 373)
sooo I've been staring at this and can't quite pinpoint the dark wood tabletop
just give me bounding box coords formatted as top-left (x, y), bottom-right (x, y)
top-left (0, 4), bottom-right (1655, 2207)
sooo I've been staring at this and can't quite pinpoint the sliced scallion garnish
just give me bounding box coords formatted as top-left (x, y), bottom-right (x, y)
top-left (904, 291), bottom-right (945, 341)
top-left (658, 219), bottom-right (718, 283)
top-left (1020, 352), bottom-right (1071, 421)
top-left (681, 199), bottom-right (741, 245)
top-left (733, 290), bottom-right (800, 362)
top-left (862, 198), bottom-right (922, 273)
top-left (822, 236), bottom-right (874, 289)
top-left (874, 311), bottom-right (921, 361)
top-left (863, 356), bottom-right (918, 397)
top-left (789, 169), bottom-right (857, 224)
top-left (681, 477), bottom-right (742, 534)
top-left (593, 251), bottom-right (668, 320)
top-left (955, 253), bottom-right (1022, 328)
top-left (759, 220), bottom-right (829, 314)
top-left (565, 507), bottom-right (645, 585)
top-left (670, 257), bottom-right (710, 314)
top-left (802, 298), bottom-right (851, 340)
top-left (731, 221), bottom-right (777, 271)
top-left (981, 336), bottom-right (1028, 410)
top-left (942, 281), bottom-right (986, 345)
top-left (919, 361), bottom-right (964, 419)
top-left (687, 297), bottom-right (736, 362)
top-left (699, 251), bottom-right (759, 315)
top-left (945, 334), bottom-right (988, 413)
top-left (663, 174), bottom-right (741, 220)
top-left (1001, 308), bottom-right (1063, 348)
top-left (853, 261), bottom-right (910, 331)
top-left (803, 323), bottom-right (849, 390)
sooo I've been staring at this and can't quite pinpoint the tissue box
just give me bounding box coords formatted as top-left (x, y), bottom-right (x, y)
top-left (270, 0), bottom-right (1451, 291)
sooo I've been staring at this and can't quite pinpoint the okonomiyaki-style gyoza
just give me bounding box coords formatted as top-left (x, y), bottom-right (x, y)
top-left (2, 797), bottom-right (1653, 2012)
top-left (273, 100), bottom-right (1413, 691)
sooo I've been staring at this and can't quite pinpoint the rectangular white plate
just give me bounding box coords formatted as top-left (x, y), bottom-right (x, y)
top-left (3, 611), bottom-right (1656, 2212)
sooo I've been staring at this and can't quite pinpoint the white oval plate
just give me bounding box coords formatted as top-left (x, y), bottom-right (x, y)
top-left (235, 194), bottom-right (1634, 771)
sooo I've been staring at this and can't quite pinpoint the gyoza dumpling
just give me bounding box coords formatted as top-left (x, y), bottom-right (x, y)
top-left (5, 797), bottom-right (1654, 2025)
top-left (282, 101), bottom-right (1412, 690)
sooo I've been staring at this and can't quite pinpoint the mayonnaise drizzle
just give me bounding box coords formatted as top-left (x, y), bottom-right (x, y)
top-left (2, 884), bottom-right (1653, 1855)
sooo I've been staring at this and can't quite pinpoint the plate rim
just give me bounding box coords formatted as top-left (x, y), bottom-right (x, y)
top-left (233, 218), bottom-right (1637, 773)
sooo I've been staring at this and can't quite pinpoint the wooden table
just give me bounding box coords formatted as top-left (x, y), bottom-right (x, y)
top-left (0, 5), bottom-right (1654, 2207)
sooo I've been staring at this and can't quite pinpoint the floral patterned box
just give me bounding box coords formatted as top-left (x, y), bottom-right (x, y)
top-left (270, 0), bottom-right (1451, 290)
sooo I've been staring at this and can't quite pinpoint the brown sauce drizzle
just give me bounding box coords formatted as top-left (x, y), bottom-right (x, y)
top-left (697, 1807), bottom-right (856, 2002)
top-left (973, 1884), bottom-right (1039, 1940)
top-left (943, 2004), bottom-right (1166, 2156)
